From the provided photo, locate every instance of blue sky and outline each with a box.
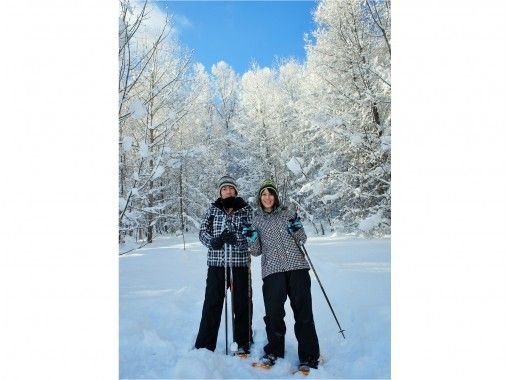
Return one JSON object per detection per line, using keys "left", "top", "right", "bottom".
{"left": 156, "top": 0, "right": 318, "bottom": 74}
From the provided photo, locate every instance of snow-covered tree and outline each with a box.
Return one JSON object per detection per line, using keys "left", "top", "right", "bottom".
{"left": 209, "top": 61, "right": 243, "bottom": 175}
{"left": 119, "top": 0, "right": 392, "bottom": 249}
{"left": 238, "top": 65, "right": 286, "bottom": 185}
{"left": 303, "top": 0, "right": 391, "bottom": 235}
{"left": 119, "top": 1, "right": 193, "bottom": 244}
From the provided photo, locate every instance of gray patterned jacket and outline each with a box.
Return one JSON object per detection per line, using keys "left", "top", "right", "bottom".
{"left": 249, "top": 206, "right": 309, "bottom": 279}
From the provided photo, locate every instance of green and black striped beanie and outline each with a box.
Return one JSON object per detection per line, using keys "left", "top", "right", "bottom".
{"left": 218, "top": 175, "right": 238, "bottom": 195}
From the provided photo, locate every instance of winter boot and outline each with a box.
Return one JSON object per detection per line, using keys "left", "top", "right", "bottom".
{"left": 292, "top": 364, "right": 311, "bottom": 376}
{"left": 251, "top": 353, "right": 278, "bottom": 369}
{"left": 299, "top": 359, "right": 318, "bottom": 369}
{"left": 233, "top": 344, "right": 250, "bottom": 358}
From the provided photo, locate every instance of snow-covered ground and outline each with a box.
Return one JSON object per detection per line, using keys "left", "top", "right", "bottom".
{"left": 120, "top": 233, "right": 390, "bottom": 379}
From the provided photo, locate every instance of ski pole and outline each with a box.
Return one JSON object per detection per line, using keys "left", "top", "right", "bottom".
{"left": 226, "top": 220, "right": 236, "bottom": 353}
{"left": 244, "top": 223, "right": 254, "bottom": 347}
{"left": 248, "top": 256, "right": 252, "bottom": 347}
{"left": 289, "top": 223, "right": 346, "bottom": 339}
{"left": 228, "top": 246, "right": 235, "bottom": 353}
{"left": 224, "top": 247, "right": 229, "bottom": 355}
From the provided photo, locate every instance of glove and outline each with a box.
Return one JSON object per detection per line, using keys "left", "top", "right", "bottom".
{"left": 241, "top": 226, "right": 258, "bottom": 242}
{"left": 210, "top": 236, "right": 224, "bottom": 250}
{"left": 287, "top": 216, "right": 303, "bottom": 233}
{"left": 220, "top": 229, "right": 237, "bottom": 245}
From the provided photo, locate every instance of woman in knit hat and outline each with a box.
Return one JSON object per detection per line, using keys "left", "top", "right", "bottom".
{"left": 243, "top": 179, "right": 320, "bottom": 373}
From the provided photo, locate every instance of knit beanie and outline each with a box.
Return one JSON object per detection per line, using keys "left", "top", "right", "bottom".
{"left": 258, "top": 179, "right": 280, "bottom": 210}
{"left": 258, "top": 179, "right": 278, "bottom": 197}
{"left": 218, "top": 175, "right": 239, "bottom": 195}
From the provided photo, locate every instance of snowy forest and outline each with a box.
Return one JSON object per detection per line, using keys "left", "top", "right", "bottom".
{"left": 118, "top": 0, "right": 391, "bottom": 248}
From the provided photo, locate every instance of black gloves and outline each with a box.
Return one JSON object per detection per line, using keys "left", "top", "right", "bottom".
{"left": 210, "top": 236, "right": 224, "bottom": 250}
{"left": 220, "top": 229, "right": 237, "bottom": 245}
{"left": 210, "top": 229, "right": 237, "bottom": 249}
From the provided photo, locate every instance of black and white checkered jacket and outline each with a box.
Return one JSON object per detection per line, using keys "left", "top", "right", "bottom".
{"left": 199, "top": 197, "right": 253, "bottom": 267}
{"left": 248, "top": 206, "right": 309, "bottom": 279}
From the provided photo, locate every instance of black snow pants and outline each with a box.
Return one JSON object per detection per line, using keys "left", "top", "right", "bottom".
{"left": 262, "top": 269, "right": 320, "bottom": 365}
{"left": 195, "top": 266, "right": 253, "bottom": 351}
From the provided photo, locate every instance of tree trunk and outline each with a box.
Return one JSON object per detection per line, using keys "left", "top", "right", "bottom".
{"left": 147, "top": 126, "right": 154, "bottom": 243}
{"left": 179, "top": 162, "right": 186, "bottom": 250}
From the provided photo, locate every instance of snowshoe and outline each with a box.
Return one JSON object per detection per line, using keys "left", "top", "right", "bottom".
{"left": 291, "top": 364, "right": 311, "bottom": 376}
{"left": 232, "top": 345, "right": 250, "bottom": 359}
{"left": 251, "top": 353, "right": 277, "bottom": 370}
{"left": 291, "top": 356, "right": 324, "bottom": 375}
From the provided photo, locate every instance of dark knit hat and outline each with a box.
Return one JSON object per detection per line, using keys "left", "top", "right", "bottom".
{"left": 258, "top": 179, "right": 278, "bottom": 197}
{"left": 258, "top": 179, "right": 280, "bottom": 210}
{"left": 218, "top": 175, "right": 238, "bottom": 195}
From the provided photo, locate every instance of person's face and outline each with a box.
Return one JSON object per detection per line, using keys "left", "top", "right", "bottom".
{"left": 260, "top": 189, "right": 275, "bottom": 210}
{"left": 220, "top": 185, "right": 236, "bottom": 199}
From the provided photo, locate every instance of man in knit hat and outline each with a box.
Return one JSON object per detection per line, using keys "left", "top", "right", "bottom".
{"left": 195, "top": 175, "right": 254, "bottom": 355}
